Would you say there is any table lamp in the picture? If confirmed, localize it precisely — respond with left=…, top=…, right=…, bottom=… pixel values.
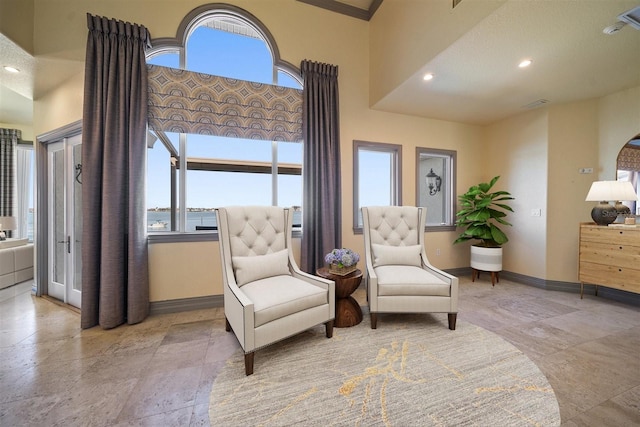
left=585, top=181, right=618, bottom=226
left=0, top=216, right=17, bottom=240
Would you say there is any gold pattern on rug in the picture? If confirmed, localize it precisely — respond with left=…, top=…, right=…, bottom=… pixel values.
left=209, top=317, right=561, bottom=426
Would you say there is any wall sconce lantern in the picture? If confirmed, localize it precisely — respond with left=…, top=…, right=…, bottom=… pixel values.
left=426, top=168, right=442, bottom=196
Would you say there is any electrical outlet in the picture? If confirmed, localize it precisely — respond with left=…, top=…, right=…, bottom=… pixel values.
left=436, top=248, right=441, bottom=256
left=531, top=209, right=542, bottom=217
left=579, top=167, right=593, bottom=174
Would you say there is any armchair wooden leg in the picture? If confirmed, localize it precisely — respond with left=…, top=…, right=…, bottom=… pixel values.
left=225, top=317, right=231, bottom=332
left=370, top=313, right=378, bottom=329
left=325, top=320, right=334, bottom=338
left=448, top=313, right=457, bottom=330
left=244, top=352, right=255, bottom=376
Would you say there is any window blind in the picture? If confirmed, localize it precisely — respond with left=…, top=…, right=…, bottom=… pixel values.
left=147, top=64, right=302, bottom=142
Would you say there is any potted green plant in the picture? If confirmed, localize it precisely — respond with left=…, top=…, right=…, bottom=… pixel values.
left=454, top=176, right=514, bottom=274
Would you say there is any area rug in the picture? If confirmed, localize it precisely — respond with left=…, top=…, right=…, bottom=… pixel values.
left=209, top=313, right=560, bottom=426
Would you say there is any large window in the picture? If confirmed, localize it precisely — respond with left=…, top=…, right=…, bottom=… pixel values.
left=353, top=140, right=402, bottom=232
left=146, top=7, right=302, bottom=235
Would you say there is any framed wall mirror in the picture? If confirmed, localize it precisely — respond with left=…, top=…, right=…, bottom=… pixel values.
left=416, top=148, right=456, bottom=231
left=616, top=133, right=640, bottom=216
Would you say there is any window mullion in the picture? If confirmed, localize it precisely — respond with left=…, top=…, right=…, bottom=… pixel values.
left=272, top=141, right=277, bottom=206
left=179, top=134, right=187, bottom=232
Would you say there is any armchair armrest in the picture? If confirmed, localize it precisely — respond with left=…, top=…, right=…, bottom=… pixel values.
left=363, top=257, right=379, bottom=312
left=222, top=268, right=256, bottom=351
left=290, top=266, right=335, bottom=319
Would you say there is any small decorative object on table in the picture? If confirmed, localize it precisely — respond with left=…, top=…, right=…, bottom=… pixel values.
left=325, top=248, right=360, bottom=276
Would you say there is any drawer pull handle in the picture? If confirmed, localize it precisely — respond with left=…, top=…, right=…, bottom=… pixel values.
left=619, top=269, right=623, bottom=272
left=619, top=246, right=623, bottom=250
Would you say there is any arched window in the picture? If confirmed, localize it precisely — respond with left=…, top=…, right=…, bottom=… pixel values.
left=146, top=5, right=302, bottom=235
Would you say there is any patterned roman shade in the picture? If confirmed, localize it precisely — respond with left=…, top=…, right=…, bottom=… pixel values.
left=147, top=64, right=302, bottom=142
left=617, top=145, right=640, bottom=171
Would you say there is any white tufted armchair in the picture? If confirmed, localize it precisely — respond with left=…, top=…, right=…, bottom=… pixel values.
left=216, top=206, right=335, bottom=375
left=361, top=206, right=458, bottom=330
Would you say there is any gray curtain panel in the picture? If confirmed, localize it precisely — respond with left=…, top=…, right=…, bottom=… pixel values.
left=0, top=129, right=19, bottom=228
left=81, top=14, right=150, bottom=329
left=300, top=60, right=341, bottom=273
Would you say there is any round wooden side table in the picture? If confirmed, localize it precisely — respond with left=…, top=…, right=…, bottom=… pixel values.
left=316, top=267, right=363, bottom=328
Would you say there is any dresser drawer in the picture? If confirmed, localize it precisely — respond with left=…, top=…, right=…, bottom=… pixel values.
left=578, top=223, right=640, bottom=298
left=580, top=225, right=640, bottom=246
left=579, top=262, right=640, bottom=293
left=579, top=241, right=640, bottom=270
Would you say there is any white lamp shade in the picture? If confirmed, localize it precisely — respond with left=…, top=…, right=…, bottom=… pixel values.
left=610, top=180, right=639, bottom=201
left=0, top=216, right=17, bottom=230
left=585, top=180, right=638, bottom=202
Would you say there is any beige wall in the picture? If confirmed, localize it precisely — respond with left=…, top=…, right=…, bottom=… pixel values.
left=483, top=88, right=640, bottom=284
left=33, top=72, right=84, bottom=136
left=0, top=122, right=34, bottom=141
left=28, top=0, right=640, bottom=303
left=149, top=241, right=222, bottom=300
left=597, top=85, right=640, bottom=180
left=546, top=101, right=599, bottom=282
left=0, top=0, right=34, bottom=53
left=485, top=109, right=549, bottom=278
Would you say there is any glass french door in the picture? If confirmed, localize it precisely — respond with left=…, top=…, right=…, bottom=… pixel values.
left=47, top=135, right=82, bottom=308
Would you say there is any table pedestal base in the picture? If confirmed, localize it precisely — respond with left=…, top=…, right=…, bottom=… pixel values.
left=316, top=267, right=363, bottom=328
left=336, top=296, right=363, bottom=327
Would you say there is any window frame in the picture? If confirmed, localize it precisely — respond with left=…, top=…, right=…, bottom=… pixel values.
left=145, top=4, right=303, bottom=243
left=352, top=140, right=403, bottom=234
left=415, top=147, right=457, bottom=232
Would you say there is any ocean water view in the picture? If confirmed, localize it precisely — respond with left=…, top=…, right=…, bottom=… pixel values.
left=22, top=210, right=301, bottom=238
left=147, top=209, right=302, bottom=232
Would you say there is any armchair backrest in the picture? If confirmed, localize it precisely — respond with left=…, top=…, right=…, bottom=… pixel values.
left=362, top=206, right=428, bottom=271
left=362, top=206, right=425, bottom=248
left=217, top=206, right=297, bottom=288
left=218, top=206, right=289, bottom=258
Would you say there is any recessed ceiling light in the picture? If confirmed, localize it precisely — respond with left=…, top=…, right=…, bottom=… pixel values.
left=423, top=73, right=434, bottom=81
left=518, top=59, right=532, bottom=68
left=3, top=66, right=20, bottom=73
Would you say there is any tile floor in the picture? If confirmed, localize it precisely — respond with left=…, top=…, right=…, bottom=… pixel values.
left=1, top=277, right=639, bottom=426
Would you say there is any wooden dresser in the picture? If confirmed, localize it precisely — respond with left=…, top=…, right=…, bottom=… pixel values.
left=578, top=222, right=640, bottom=298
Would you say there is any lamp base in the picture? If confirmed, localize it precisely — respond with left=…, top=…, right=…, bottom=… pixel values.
left=614, top=201, right=631, bottom=214
left=591, top=202, right=617, bottom=226
left=613, top=201, right=631, bottom=223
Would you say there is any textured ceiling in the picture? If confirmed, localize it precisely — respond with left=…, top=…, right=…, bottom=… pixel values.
left=1, top=0, right=640, bottom=127
left=0, top=33, right=35, bottom=124
left=0, top=33, right=81, bottom=125
left=373, top=0, right=640, bottom=125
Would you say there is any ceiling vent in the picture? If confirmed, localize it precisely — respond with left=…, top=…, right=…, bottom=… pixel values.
left=618, top=6, right=640, bottom=30
left=522, top=99, right=550, bottom=109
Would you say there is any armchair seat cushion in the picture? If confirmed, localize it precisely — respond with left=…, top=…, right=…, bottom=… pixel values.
left=375, top=265, right=451, bottom=297
left=242, top=275, right=329, bottom=327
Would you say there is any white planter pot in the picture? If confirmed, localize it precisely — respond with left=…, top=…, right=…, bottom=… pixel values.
left=470, top=245, right=502, bottom=272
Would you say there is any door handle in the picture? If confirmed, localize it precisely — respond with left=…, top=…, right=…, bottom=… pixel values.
left=56, top=236, right=71, bottom=253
